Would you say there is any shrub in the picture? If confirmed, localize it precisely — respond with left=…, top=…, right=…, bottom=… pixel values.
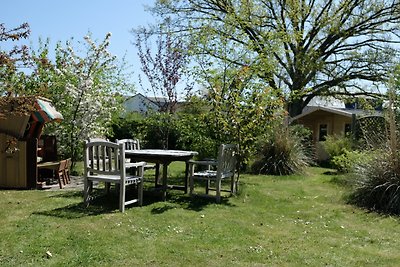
left=174, top=113, right=218, bottom=159
left=109, top=113, right=146, bottom=142
left=322, top=134, right=353, bottom=159
left=348, top=150, right=400, bottom=214
left=250, top=126, right=311, bottom=175
left=331, top=149, right=370, bottom=173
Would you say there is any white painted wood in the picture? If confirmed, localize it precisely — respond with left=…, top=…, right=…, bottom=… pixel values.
left=189, top=144, right=238, bottom=203
left=84, top=140, right=145, bottom=212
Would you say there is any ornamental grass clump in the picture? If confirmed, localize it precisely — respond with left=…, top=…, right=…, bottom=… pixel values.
left=251, top=126, right=311, bottom=175
left=349, top=81, right=400, bottom=214
left=348, top=150, right=400, bottom=214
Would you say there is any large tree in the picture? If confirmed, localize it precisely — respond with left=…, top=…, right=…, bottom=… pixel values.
left=152, top=0, right=400, bottom=116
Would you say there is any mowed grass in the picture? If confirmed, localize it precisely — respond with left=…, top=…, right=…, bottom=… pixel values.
left=1, top=165, right=400, bottom=266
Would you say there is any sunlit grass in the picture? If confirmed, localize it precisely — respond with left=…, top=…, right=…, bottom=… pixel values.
left=1, top=166, right=400, bottom=266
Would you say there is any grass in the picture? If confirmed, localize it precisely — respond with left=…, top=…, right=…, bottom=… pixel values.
left=1, top=165, right=400, bottom=266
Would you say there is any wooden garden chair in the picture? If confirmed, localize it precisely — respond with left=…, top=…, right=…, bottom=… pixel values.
left=116, top=139, right=147, bottom=175
left=63, top=158, right=72, bottom=184
left=56, top=159, right=68, bottom=189
left=116, top=138, right=156, bottom=171
left=189, top=144, right=238, bottom=203
left=83, top=140, right=145, bottom=212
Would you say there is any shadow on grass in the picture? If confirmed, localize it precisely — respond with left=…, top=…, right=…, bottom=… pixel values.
left=33, top=186, right=239, bottom=219
left=170, top=191, right=237, bottom=211
left=148, top=195, right=236, bottom=214
left=33, top=189, right=131, bottom=218
left=47, top=190, right=83, bottom=199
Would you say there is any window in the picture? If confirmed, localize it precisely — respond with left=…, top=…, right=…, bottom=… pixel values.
left=319, top=124, right=328, bottom=141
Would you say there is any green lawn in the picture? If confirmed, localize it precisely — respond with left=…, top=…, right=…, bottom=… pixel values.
left=1, top=166, right=400, bottom=266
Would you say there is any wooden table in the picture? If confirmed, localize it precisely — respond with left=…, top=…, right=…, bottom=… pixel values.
left=125, top=149, right=198, bottom=200
left=37, top=161, right=60, bottom=170
left=37, top=161, right=60, bottom=187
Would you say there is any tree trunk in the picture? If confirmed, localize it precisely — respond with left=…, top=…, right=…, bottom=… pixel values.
left=288, top=98, right=304, bottom=118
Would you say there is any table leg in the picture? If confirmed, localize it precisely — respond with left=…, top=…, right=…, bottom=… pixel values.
left=184, top=161, right=189, bottom=194
left=162, top=163, right=168, bottom=201
left=155, top=163, right=160, bottom=187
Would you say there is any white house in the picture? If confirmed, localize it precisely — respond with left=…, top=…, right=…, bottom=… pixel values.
left=123, top=93, right=168, bottom=114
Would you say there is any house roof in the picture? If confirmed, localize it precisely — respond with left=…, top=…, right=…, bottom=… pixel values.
left=125, top=93, right=168, bottom=106
left=290, top=106, right=383, bottom=123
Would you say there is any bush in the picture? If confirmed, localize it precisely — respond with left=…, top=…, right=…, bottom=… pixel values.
left=250, top=126, right=311, bottom=175
left=331, top=149, right=370, bottom=173
left=109, top=112, right=179, bottom=149
left=109, top=113, right=146, bottom=142
left=322, top=134, right=353, bottom=158
left=174, top=113, right=218, bottom=159
left=348, top=150, right=400, bottom=214
left=108, top=111, right=218, bottom=157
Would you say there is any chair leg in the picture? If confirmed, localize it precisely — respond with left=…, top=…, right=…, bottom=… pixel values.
left=119, top=182, right=125, bottom=212
left=84, top=179, right=93, bottom=207
left=105, top=182, right=111, bottom=194
left=189, top=177, right=194, bottom=196
left=216, top=179, right=221, bottom=204
left=205, top=180, right=210, bottom=194
left=56, top=173, right=63, bottom=189
left=230, top=175, right=235, bottom=195
left=64, top=170, right=71, bottom=184
left=62, top=172, right=68, bottom=186
left=138, top=181, right=143, bottom=206
left=189, top=164, right=194, bottom=196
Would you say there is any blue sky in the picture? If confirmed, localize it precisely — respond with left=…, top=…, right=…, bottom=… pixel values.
left=2, top=0, right=157, bottom=94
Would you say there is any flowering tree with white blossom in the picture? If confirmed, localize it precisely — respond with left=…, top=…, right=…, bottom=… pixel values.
left=44, top=33, right=132, bottom=162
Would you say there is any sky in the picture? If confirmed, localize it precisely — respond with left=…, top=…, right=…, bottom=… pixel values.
left=2, top=0, right=157, bottom=95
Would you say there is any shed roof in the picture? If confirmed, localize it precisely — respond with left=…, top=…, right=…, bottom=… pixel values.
left=290, top=106, right=383, bottom=123
left=0, top=97, right=63, bottom=138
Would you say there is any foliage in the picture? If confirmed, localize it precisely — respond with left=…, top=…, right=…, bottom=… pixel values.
left=290, top=123, right=314, bottom=159
left=109, top=112, right=146, bottom=143
left=348, top=65, right=400, bottom=213
left=0, top=23, right=30, bottom=95
left=152, top=0, right=400, bottom=116
left=110, top=112, right=180, bottom=150
left=109, top=110, right=218, bottom=158
left=348, top=150, right=400, bottom=214
left=322, top=134, right=353, bottom=159
left=331, top=149, right=370, bottom=173
left=251, top=125, right=311, bottom=175
left=0, top=24, right=132, bottom=163
left=174, top=112, right=218, bottom=159
left=0, top=23, right=38, bottom=121
left=196, top=59, right=284, bottom=167
left=141, top=111, right=179, bottom=149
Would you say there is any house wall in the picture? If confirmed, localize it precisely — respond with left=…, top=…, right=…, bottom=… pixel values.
left=296, top=110, right=352, bottom=161
left=0, top=133, right=27, bottom=188
left=124, top=94, right=159, bottom=114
